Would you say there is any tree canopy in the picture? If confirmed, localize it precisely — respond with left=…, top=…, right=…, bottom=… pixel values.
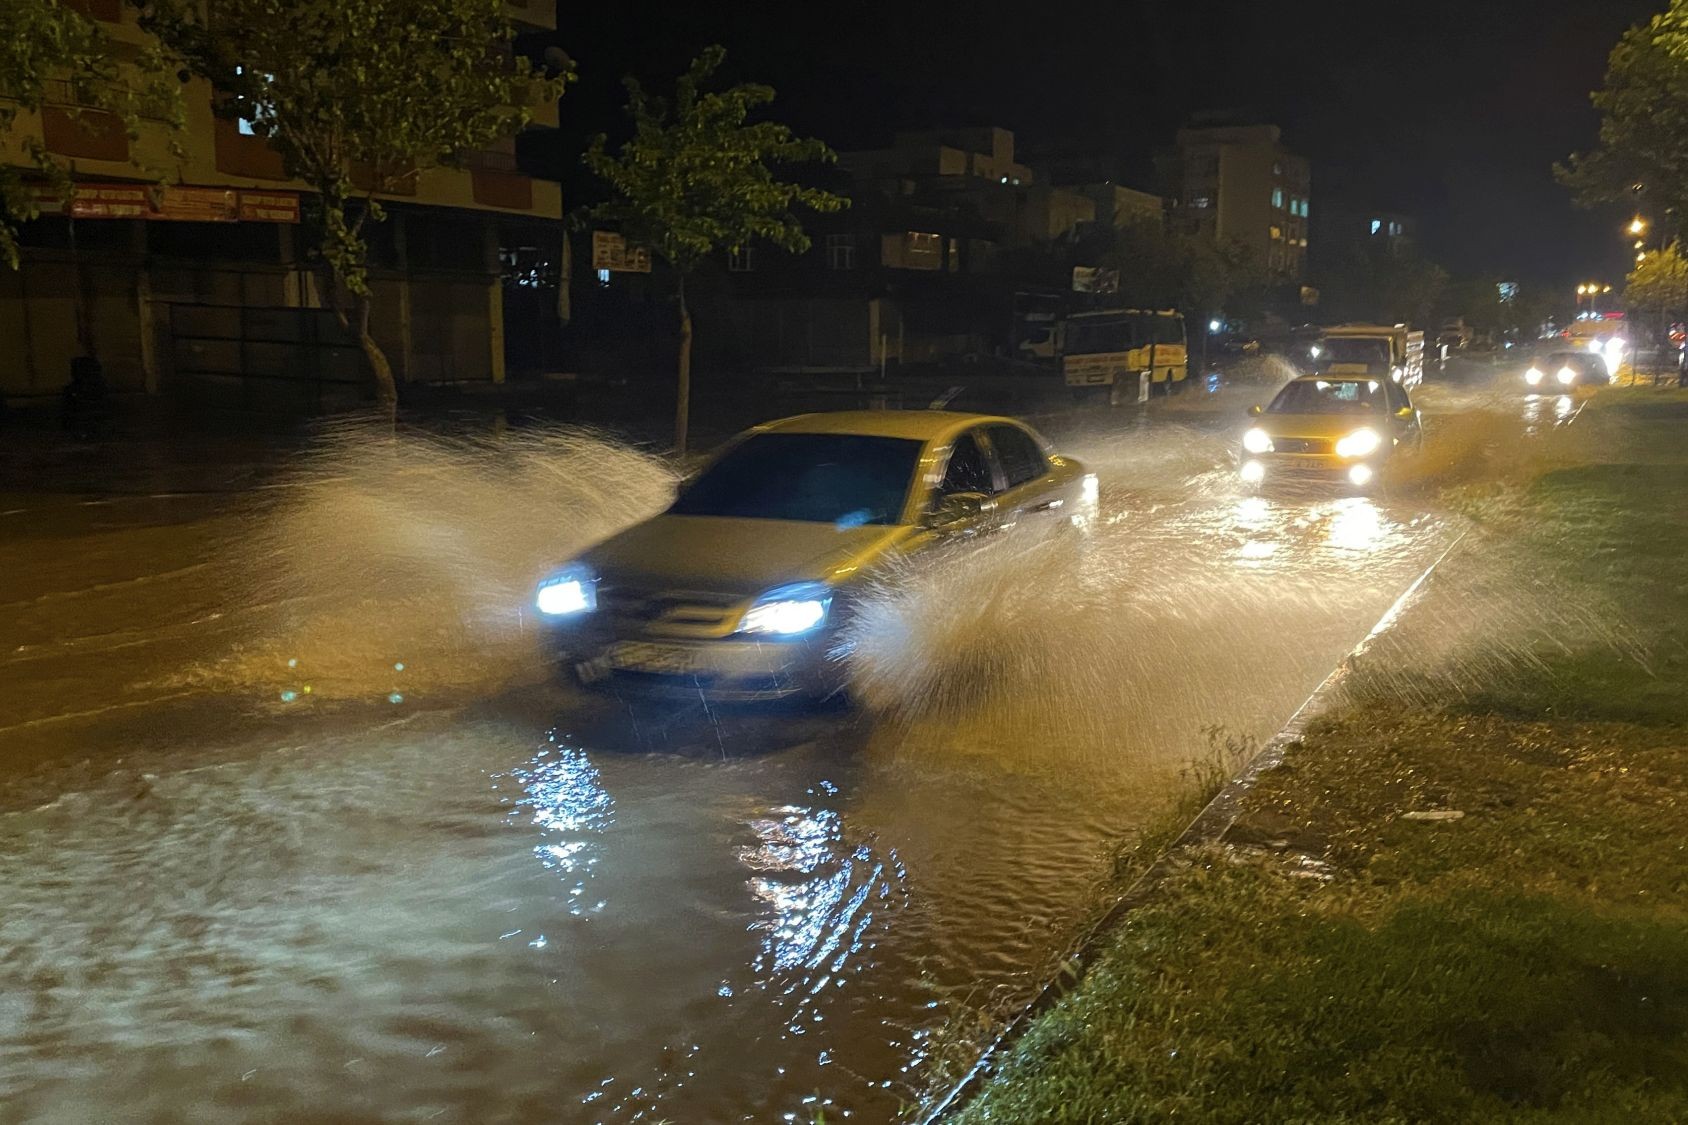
left=584, top=46, right=847, bottom=273
left=1626, top=241, right=1688, bottom=318
left=584, top=46, right=846, bottom=451
left=146, top=0, right=569, bottom=409
left=1558, top=1, right=1688, bottom=222
left=0, top=0, right=180, bottom=267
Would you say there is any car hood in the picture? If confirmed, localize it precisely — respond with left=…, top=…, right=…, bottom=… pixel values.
left=580, top=514, right=911, bottom=596
left=1257, top=413, right=1387, bottom=440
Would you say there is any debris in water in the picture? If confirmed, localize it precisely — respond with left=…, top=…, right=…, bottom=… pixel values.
left=1401, top=809, right=1465, bottom=822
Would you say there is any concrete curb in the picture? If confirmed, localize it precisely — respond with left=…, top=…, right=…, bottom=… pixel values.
left=918, top=526, right=1471, bottom=1123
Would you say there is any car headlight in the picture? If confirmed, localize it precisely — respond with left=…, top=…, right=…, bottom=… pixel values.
left=1525, top=367, right=1544, bottom=385
left=1556, top=366, right=1577, bottom=385
left=536, top=565, right=597, bottom=617
left=1334, top=428, right=1382, bottom=458
left=738, top=582, right=832, bottom=637
left=1242, top=427, right=1273, bottom=454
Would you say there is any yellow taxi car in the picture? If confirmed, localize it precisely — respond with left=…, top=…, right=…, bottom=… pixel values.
left=1239, top=374, right=1422, bottom=491
left=534, top=411, right=1095, bottom=701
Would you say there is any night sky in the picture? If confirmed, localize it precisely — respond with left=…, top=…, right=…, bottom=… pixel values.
left=543, top=0, right=1663, bottom=288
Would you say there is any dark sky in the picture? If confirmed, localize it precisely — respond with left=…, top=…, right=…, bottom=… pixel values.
left=544, top=0, right=1663, bottom=288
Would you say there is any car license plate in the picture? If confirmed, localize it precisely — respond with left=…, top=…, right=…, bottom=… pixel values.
left=607, top=641, right=705, bottom=675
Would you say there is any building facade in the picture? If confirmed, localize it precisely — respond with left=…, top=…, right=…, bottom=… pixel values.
left=0, top=0, right=561, bottom=409
left=1163, top=123, right=1310, bottom=282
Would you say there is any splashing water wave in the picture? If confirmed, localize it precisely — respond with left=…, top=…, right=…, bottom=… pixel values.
left=168, top=422, right=676, bottom=705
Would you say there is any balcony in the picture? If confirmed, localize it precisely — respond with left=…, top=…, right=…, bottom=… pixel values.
left=503, top=0, right=556, bottom=31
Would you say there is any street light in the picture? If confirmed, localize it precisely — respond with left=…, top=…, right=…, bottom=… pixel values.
left=1629, top=216, right=1648, bottom=236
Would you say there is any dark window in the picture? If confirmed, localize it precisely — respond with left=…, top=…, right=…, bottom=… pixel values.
left=1066, top=317, right=1137, bottom=355
left=825, top=233, right=855, bottom=270
left=939, top=432, right=995, bottom=495
left=1148, top=314, right=1185, bottom=346
left=1268, top=379, right=1386, bottom=415
left=988, top=425, right=1048, bottom=488
left=1319, top=337, right=1392, bottom=371
left=670, top=433, right=921, bottom=525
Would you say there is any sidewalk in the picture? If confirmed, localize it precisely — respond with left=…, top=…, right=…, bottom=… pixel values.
left=944, top=386, right=1688, bottom=1121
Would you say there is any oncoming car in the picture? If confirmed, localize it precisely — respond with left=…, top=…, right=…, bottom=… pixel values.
left=1239, top=374, right=1422, bottom=491
left=1523, top=351, right=1611, bottom=392
left=534, top=412, right=1095, bottom=702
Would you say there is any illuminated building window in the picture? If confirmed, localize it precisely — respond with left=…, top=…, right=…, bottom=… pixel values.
left=1272, top=188, right=1285, bottom=209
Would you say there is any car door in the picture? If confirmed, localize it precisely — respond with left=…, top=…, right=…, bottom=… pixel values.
left=925, top=428, right=1003, bottom=536
left=982, top=423, right=1065, bottom=532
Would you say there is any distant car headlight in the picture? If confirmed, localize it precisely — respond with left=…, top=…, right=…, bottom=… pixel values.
left=1556, top=366, right=1577, bottom=385
left=1525, top=367, right=1544, bottom=385
left=536, top=565, right=596, bottom=617
left=738, top=582, right=832, bottom=637
left=1334, top=428, right=1382, bottom=458
left=1242, top=427, right=1273, bottom=454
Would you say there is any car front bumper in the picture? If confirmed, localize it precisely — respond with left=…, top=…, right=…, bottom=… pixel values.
left=1240, top=452, right=1386, bottom=488
left=540, top=622, right=842, bottom=702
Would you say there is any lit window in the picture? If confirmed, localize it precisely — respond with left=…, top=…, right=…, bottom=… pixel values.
left=825, top=233, right=856, bottom=270
left=1389, top=221, right=1402, bottom=236
left=1370, top=219, right=1382, bottom=235
left=1191, top=196, right=1212, bottom=209
left=1270, top=225, right=1282, bottom=240
left=595, top=268, right=611, bottom=286
left=1272, top=188, right=1285, bottom=209
left=905, top=231, right=942, bottom=269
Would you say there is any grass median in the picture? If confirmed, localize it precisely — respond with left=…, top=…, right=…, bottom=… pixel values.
left=948, top=390, right=1688, bottom=1122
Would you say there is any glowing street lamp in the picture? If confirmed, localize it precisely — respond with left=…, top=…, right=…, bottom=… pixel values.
left=1629, top=216, right=1648, bottom=236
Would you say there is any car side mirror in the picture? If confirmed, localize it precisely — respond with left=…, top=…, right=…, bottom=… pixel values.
left=1247, top=404, right=1264, bottom=417
left=923, top=491, right=992, bottom=534
left=1396, top=406, right=1414, bottom=418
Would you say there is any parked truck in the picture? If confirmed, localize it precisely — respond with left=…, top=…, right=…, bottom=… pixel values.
left=1317, top=323, right=1425, bottom=388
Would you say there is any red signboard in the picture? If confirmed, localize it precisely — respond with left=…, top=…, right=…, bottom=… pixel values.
left=156, top=186, right=238, bottom=222
left=68, top=185, right=151, bottom=219
left=27, top=183, right=301, bottom=224
left=237, top=191, right=301, bottom=224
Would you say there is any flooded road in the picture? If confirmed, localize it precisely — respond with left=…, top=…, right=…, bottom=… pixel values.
left=0, top=390, right=1483, bottom=1122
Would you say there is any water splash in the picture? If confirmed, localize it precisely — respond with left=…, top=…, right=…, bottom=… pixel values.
left=169, top=421, right=675, bottom=704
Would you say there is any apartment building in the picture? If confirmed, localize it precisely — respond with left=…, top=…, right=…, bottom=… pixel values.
left=1162, top=122, right=1310, bottom=282
left=0, top=0, right=561, bottom=409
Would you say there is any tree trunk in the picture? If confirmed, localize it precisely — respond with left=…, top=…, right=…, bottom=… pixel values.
left=355, top=293, right=399, bottom=419
left=675, top=273, right=693, bottom=456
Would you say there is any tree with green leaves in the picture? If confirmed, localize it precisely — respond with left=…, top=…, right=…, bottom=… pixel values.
left=1558, top=2, right=1688, bottom=227
left=1626, top=241, right=1688, bottom=379
left=584, top=46, right=847, bottom=453
left=145, top=0, right=570, bottom=414
left=0, top=0, right=180, bottom=270
left=1627, top=241, right=1688, bottom=315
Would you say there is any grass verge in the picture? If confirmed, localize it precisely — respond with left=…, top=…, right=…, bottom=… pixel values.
left=947, top=389, right=1688, bottom=1122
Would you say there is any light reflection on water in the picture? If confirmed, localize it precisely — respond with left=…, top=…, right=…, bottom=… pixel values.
left=508, top=734, right=614, bottom=917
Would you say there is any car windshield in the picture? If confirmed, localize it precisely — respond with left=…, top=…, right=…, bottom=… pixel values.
left=670, top=432, right=923, bottom=525
left=1319, top=337, right=1392, bottom=368
left=1268, top=379, right=1385, bottom=415
left=1544, top=353, right=1587, bottom=368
